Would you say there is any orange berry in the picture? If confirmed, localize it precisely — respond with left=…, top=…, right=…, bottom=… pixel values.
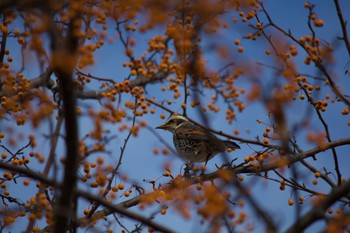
left=17, top=37, right=25, bottom=44
left=97, top=157, right=104, bottom=165
left=23, top=179, right=30, bottom=186
left=314, top=19, right=324, bottom=27
left=90, top=182, right=98, bottom=188
left=314, top=172, right=321, bottom=178
left=83, top=209, right=90, bottom=216
left=238, top=200, right=244, bottom=207
left=164, top=170, right=171, bottom=177
left=28, top=213, right=36, bottom=221
left=249, top=161, right=255, bottom=167
left=160, top=208, right=167, bottom=215
left=153, top=148, right=159, bottom=155
left=290, top=49, right=298, bottom=56
left=228, top=209, right=235, bottom=218
left=162, top=148, right=169, bottom=155
left=3, top=215, right=16, bottom=226
left=341, top=108, right=349, bottom=115
left=125, top=48, right=133, bottom=56
left=288, top=199, right=294, bottom=206
left=112, top=186, right=118, bottom=192
left=118, top=183, right=125, bottom=190
left=38, top=156, right=45, bottom=163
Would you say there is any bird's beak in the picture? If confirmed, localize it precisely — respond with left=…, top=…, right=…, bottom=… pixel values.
left=155, top=124, right=168, bottom=130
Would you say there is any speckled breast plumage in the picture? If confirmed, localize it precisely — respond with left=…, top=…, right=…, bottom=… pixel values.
left=173, top=134, right=210, bottom=162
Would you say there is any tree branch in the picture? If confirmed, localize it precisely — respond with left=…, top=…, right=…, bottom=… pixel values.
left=48, top=8, right=80, bottom=232
left=333, top=0, right=350, bottom=56
left=285, top=179, right=350, bottom=233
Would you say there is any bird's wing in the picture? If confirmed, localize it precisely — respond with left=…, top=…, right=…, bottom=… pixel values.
left=175, top=124, right=217, bottom=141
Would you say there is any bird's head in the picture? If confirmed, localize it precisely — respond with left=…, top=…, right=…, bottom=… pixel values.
left=155, top=114, right=189, bottom=133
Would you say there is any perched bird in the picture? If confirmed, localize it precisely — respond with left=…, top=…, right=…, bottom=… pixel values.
left=156, top=115, right=240, bottom=163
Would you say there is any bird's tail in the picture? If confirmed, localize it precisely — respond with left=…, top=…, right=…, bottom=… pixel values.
left=224, top=140, right=241, bottom=149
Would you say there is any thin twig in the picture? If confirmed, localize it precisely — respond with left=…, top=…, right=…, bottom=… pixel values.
left=333, top=0, right=350, bottom=56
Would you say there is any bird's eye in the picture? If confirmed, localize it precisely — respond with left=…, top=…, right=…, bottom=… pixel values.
left=168, top=119, right=174, bottom=124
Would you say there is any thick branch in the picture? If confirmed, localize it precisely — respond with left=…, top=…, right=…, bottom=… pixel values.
left=48, top=10, right=80, bottom=233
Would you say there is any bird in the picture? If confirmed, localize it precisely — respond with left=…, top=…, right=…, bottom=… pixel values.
left=156, top=114, right=240, bottom=163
